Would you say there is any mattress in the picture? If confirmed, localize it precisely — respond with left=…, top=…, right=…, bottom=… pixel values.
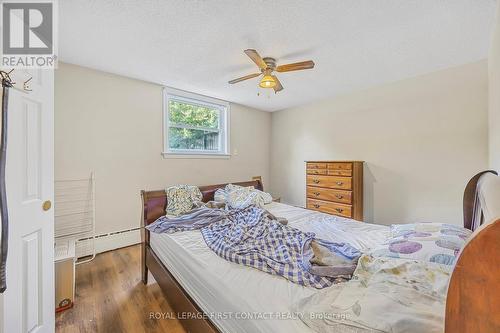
left=150, top=202, right=389, bottom=333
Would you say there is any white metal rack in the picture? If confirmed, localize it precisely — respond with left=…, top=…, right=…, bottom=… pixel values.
left=54, top=172, right=96, bottom=265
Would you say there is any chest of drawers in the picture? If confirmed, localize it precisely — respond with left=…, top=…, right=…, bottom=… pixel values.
left=306, top=161, right=363, bottom=221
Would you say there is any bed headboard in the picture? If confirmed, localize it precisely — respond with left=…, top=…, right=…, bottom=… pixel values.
left=141, top=179, right=263, bottom=226
left=446, top=170, right=500, bottom=332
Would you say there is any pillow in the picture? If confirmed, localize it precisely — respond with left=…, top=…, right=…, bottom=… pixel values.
left=214, top=188, right=226, bottom=203
left=369, top=223, right=472, bottom=265
left=390, top=223, right=471, bottom=240
left=214, top=184, right=272, bottom=209
left=165, top=185, right=202, bottom=216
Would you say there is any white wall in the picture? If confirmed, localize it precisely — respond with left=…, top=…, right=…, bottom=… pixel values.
left=489, top=2, right=500, bottom=171
left=55, top=63, right=271, bottom=238
left=270, top=61, right=489, bottom=225
left=0, top=294, right=2, bottom=333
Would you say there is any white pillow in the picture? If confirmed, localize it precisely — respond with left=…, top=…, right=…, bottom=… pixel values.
left=214, top=184, right=272, bottom=209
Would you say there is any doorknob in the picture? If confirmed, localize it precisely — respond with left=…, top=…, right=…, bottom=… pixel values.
left=42, top=200, right=52, bottom=211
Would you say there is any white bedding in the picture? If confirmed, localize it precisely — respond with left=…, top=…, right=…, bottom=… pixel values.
left=296, top=255, right=451, bottom=333
left=150, top=202, right=389, bottom=333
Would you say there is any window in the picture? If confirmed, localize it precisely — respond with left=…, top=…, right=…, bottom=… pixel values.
left=163, top=88, right=230, bottom=157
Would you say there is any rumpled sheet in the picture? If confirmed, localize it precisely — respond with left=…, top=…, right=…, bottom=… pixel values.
left=295, top=254, right=451, bottom=333
left=147, top=205, right=361, bottom=288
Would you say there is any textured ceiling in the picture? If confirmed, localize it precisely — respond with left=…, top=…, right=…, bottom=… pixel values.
left=59, top=0, right=497, bottom=111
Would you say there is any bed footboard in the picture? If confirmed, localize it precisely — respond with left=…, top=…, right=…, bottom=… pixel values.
left=445, top=219, right=500, bottom=332
left=446, top=170, right=500, bottom=332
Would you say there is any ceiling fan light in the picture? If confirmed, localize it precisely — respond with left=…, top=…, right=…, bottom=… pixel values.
left=259, top=74, right=276, bottom=88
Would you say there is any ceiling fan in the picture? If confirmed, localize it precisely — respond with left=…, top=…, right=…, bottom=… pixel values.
left=228, top=49, right=315, bottom=93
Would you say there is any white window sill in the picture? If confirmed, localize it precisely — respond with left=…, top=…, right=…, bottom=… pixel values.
left=162, top=152, right=231, bottom=159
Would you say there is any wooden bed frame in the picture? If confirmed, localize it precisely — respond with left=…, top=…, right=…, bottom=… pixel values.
left=141, top=172, right=499, bottom=333
left=141, top=179, right=263, bottom=333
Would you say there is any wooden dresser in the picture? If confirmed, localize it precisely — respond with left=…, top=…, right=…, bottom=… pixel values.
left=306, top=161, right=364, bottom=221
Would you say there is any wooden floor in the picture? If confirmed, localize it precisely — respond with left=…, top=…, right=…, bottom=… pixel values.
left=56, top=245, right=187, bottom=333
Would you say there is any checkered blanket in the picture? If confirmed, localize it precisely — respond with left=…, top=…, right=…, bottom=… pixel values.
left=147, top=206, right=360, bottom=288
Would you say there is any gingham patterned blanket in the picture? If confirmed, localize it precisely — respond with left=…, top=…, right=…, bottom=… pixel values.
left=147, top=206, right=361, bottom=288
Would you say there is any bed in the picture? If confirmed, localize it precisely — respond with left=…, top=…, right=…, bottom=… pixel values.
left=141, top=172, right=500, bottom=333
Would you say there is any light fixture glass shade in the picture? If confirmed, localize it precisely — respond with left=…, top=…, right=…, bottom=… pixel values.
left=259, top=74, right=276, bottom=88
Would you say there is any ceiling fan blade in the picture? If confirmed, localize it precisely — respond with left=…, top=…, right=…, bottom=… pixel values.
left=272, top=75, right=283, bottom=93
left=244, top=49, right=267, bottom=70
left=228, top=73, right=261, bottom=84
left=276, top=60, right=315, bottom=72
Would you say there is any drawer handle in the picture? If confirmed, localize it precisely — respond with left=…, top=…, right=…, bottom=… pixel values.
left=313, top=179, right=320, bottom=184
left=335, top=208, right=343, bottom=213
left=335, top=194, right=343, bottom=199
left=314, top=192, right=320, bottom=196
left=313, top=204, right=320, bottom=208
left=336, top=182, right=343, bottom=186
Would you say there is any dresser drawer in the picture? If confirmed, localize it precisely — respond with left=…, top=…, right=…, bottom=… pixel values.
left=327, top=162, right=352, bottom=170
left=307, top=168, right=327, bottom=175
left=306, top=175, right=352, bottom=190
left=306, top=187, right=352, bottom=204
left=327, top=169, right=352, bottom=177
left=306, top=162, right=327, bottom=169
left=307, top=199, right=352, bottom=218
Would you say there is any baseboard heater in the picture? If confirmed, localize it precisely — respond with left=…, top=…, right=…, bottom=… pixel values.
left=76, top=227, right=142, bottom=259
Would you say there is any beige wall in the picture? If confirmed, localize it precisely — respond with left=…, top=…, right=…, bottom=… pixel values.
left=56, top=59, right=490, bottom=232
left=270, top=61, right=489, bottom=225
left=55, top=63, right=271, bottom=235
left=489, top=2, right=500, bottom=171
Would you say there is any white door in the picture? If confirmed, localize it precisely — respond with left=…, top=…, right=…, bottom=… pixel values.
left=1, top=68, right=54, bottom=333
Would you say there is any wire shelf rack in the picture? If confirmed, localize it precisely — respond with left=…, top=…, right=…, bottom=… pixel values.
left=54, top=172, right=96, bottom=265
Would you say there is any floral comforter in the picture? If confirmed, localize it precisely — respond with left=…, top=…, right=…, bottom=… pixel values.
left=295, top=254, right=451, bottom=333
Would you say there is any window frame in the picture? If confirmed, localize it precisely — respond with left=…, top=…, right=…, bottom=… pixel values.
left=162, top=87, right=230, bottom=158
